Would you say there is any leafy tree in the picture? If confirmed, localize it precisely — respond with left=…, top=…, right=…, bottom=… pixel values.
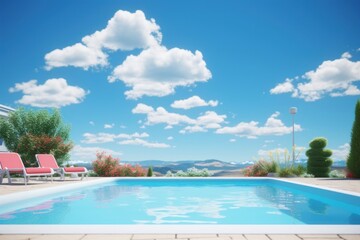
left=347, top=100, right=360, bottom=178
left=0, top=108, right=73, bottom=167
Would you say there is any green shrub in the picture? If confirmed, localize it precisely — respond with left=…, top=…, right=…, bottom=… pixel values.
left=0, top=108, right=72, bottom=167
left=347, top=100, right=360, bottom=178
left=278, top=167, right=295, bottom=177
left=166, top=167, right=213, bottom=177
left=329, top=170, right=345, bottom=178
left=243, top=160, right=269, bottom=176
left=306, top=137, right=333, bottom=177
left=277, top=165, right=306, bottom=177
left=147, top=166, right=153, bottom=177
left=92, top=152, right=146, bottom=177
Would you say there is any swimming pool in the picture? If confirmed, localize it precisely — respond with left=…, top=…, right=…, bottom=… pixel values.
left=0, top=178, right=359, bottom=234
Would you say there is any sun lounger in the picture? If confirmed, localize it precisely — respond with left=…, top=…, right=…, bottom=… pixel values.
left=36, top=154, right=88, bottom=180
left=0, top=152, right=54, bottom=185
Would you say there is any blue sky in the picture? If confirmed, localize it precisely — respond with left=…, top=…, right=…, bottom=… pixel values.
left=1, top=0, right=359, bottom=163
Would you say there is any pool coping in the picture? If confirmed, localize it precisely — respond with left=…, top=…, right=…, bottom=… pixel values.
left=0, top=177, right=359, bottom=234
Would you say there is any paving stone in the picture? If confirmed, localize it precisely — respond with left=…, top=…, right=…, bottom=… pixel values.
left=298, top=235, right=341, bottom=239
left=177, top=235, right=218, bottom=239
left=219, top=235, right=243, bottom=240
left=188, top=238, right=230, bottom=240
left=268, top=235, right=301, bottom=240
left=132, top=234, right=176, bottom=240
left=0, top=235, right=42, bottom=240
left=82, top=234, right=132, bottom=240
left=243, top=235, right=270, bottom=240
left=31, top=235, right=85, bottom=240
left=339, top=235, right=360, bottom=240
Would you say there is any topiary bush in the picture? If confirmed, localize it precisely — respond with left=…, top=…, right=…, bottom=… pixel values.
left=147, top=166, right=153, bottom=177
left=306, top=137, right=333, bottom=177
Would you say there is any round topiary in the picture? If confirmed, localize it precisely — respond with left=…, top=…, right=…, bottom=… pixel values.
left=309, top=137, right=327, bottom=149
left=306, top=137, right=333, bottom=177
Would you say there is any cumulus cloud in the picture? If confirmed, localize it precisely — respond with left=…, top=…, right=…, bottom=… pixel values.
left=45, top=10, right=161, bottom=70
left=229, top=139, right=236, bottom=142
left=109, top=46, right=212, bottom=99
left=45, top=43, right=108, bottom=70
left=133, top=104, right=226, bottom=134
left=132, top=103, right=196, bottom=126
left=341, top=52, right=352, bottom=59
left=104, top=123, right=115, bottom=129
left=179, top=125, right=207, bottom=134
left=332, top=143, right=350, bottom=160
left=81, top=132, right=149, bottom=144
left=70, top=145, right=122, bottom=163
left=270, top=78, right=294, bottom=94
left=119, top=138, right=170, bottom=148
left=216, top=112, right=302, bottom=139
left=171, top=96, right=218, bottom=109
left=9, top=78, right=88, bottom=108
left=270, top=53, right=360, bottom=101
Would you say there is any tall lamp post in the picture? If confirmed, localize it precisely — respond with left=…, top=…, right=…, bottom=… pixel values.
left=290, top=107, right=297, bottom=165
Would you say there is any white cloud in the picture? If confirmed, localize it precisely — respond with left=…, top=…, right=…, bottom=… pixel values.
left=195, top=111, right=226, bottom=129
left=45, top=10, right=161, bottom=70
left=104, top=123, right=115, bottom=129
left=341, top=52, right=352, bottom=59
left=332, top=143, right=350, bottom=160
left=44, top=43, right=108, bottom=70
left=132, top=103, right=196, bottom=126
left=171, top=96, right=218, bottom=109
left=270, top=54, right=360, bottom=101
left=82, top=10, right=161, bottom=51
left=70, top=145, right=122, bottom=163
left=270, top=78, right=294, bottom=94
left=216, top=112, right=302, bottom=139
left=133, top=104, right=227, bottom=134
left=81, top=132, right=149, bottom=144
left=179, top=125, right=207, bottom=134
left=109, top=46, right=212, bottom=99
left=167, top=136, right=174, bottom=140
left=119, top=138, right=170, bottom=148
left=229, top=139, right=236, bottom=142
left=9, top=78, right=88, bottom=108
left=89, top=121, right=95, bottom=126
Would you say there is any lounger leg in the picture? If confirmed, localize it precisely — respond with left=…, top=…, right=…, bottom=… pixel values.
left=81, top=173, right=84, bottom=180
left=0, top=171, right=3, bottom=184
left=7, top=171, right=11, bottom=184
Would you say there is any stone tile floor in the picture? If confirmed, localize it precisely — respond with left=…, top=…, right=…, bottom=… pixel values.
left=0, top=234, right=359, bottom=240
left=0, top=177, right=359, bottom=240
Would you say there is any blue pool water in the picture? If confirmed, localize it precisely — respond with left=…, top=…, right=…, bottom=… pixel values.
left=0, top=178, right=359, bottom=225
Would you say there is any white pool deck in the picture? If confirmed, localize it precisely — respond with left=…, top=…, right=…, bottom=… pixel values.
left=0, top=177, right=359, bottom=240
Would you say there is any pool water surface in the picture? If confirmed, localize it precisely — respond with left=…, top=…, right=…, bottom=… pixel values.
left=0, top=178, right=359, bottom=225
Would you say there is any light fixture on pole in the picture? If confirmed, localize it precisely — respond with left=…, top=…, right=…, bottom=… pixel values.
left=290, top=107, right=297, bottom=165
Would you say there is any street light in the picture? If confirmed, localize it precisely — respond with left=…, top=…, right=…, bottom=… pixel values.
left=289, top=107, right=297, bottom=165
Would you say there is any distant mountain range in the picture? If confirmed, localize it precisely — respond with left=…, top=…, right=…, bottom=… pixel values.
left=72, top=158, right=346, bottom=174
left=126, top=159, right=250, bottom=174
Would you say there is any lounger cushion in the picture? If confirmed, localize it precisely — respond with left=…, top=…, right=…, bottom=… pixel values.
left=25, top=168, right=52, bottom=174
left=64, top=167, right=86, bottom=173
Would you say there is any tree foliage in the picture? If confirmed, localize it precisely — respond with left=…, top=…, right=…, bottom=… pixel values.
left=0, top=108, right=73, bottom=167
left=347, top=100, right=360, bottom=178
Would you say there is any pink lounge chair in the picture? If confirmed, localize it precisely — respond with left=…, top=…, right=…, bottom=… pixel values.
left=36, top=154, right=88, bottom=180
left=0, top=152, right=54, bottom=185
